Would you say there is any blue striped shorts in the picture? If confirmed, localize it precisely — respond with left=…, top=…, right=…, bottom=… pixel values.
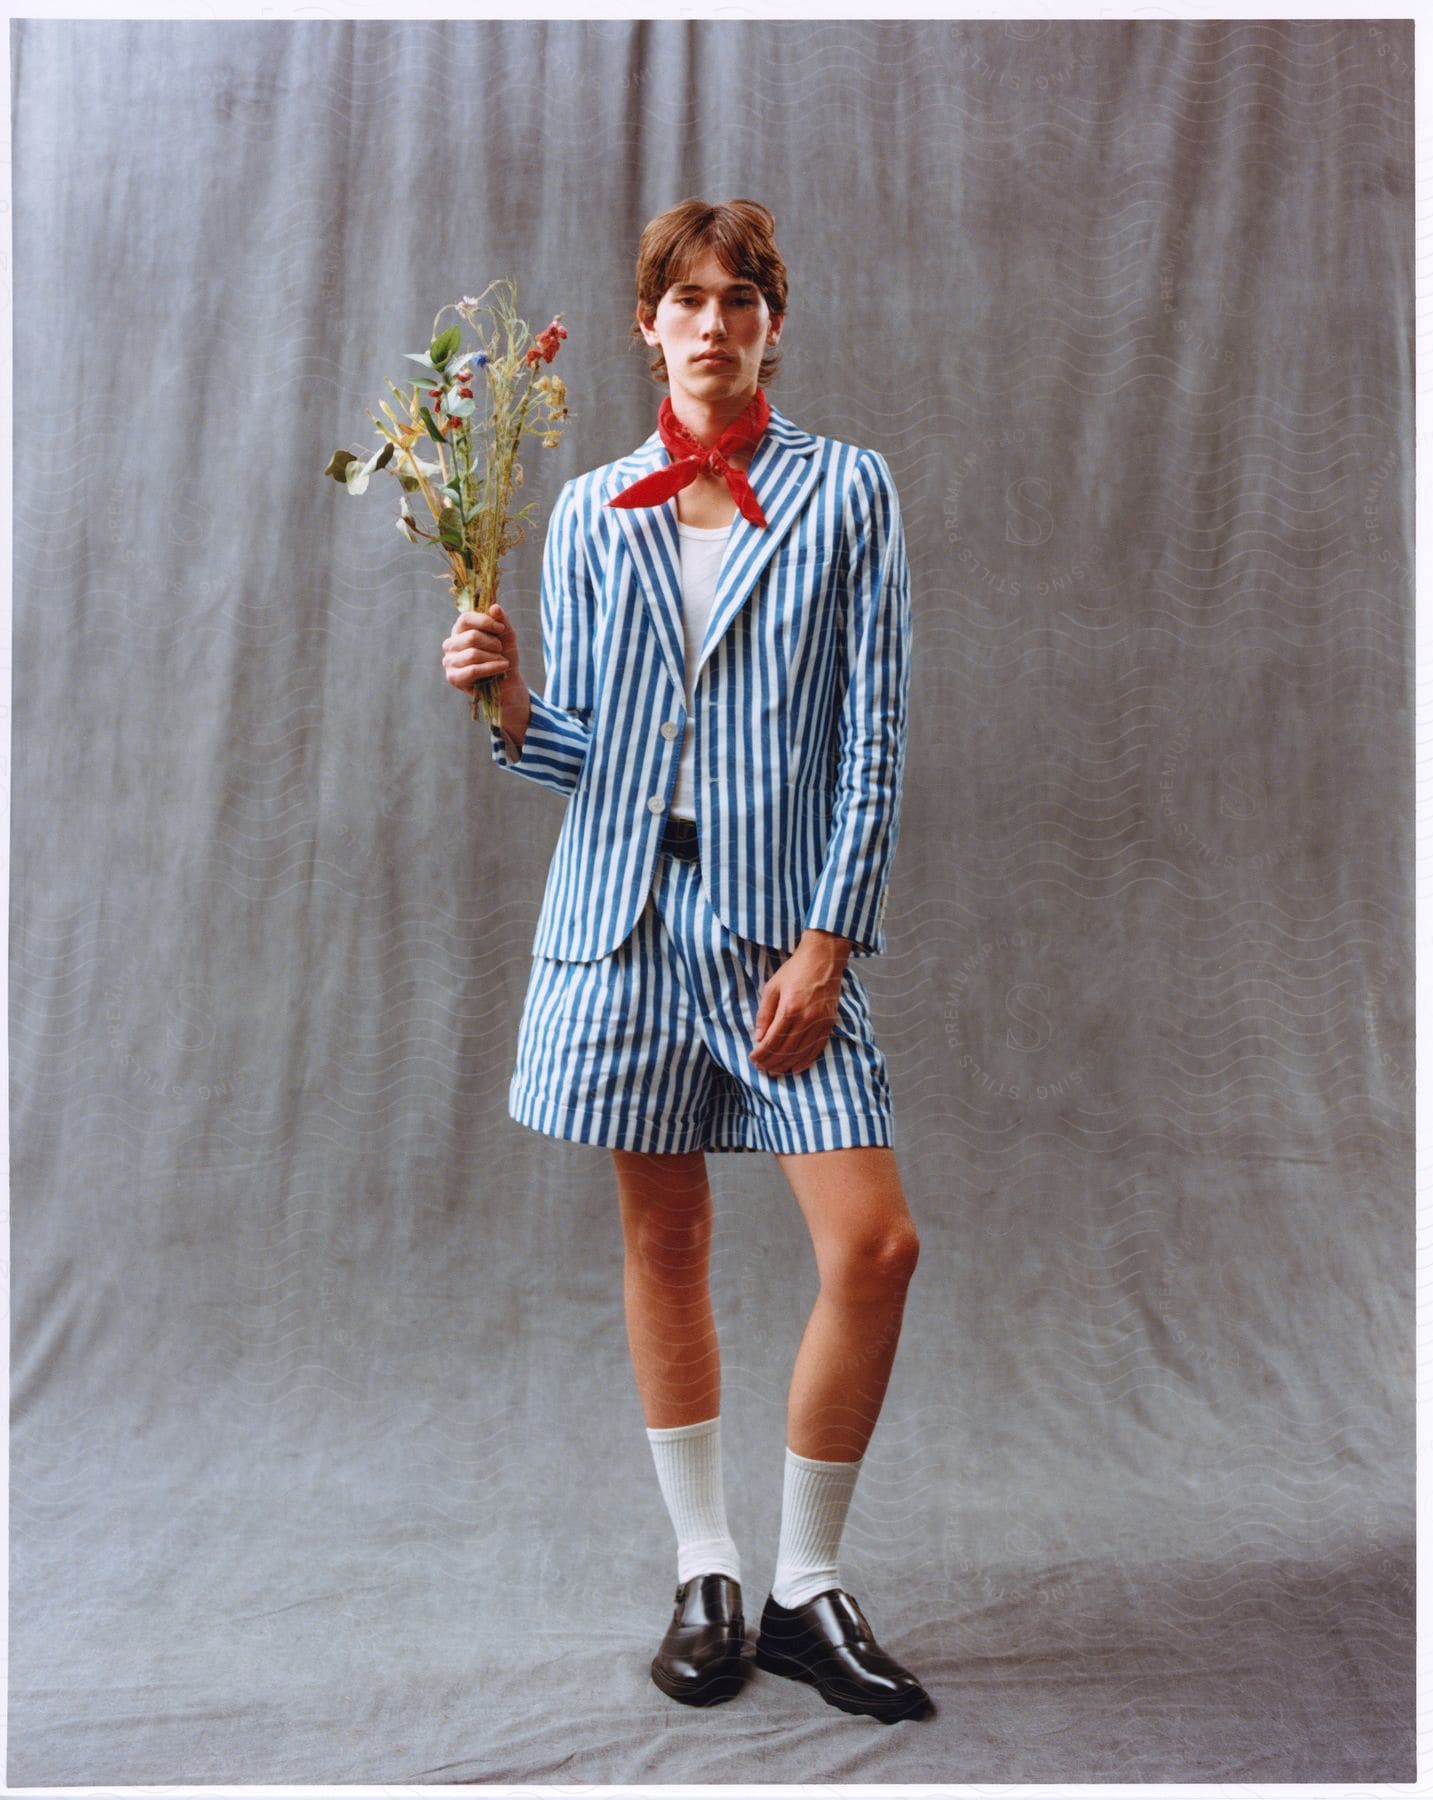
left=507, top=820, right=895, bottom=1155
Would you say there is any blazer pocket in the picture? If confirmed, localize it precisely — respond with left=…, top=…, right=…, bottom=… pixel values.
left=768, top=546, right=816, bottom=582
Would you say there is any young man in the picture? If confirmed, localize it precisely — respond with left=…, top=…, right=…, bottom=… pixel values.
left=441, top=199, right=930, bottom=1725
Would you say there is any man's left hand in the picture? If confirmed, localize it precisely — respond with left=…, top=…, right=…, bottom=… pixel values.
left=748, top=932, right=851, bottom=1077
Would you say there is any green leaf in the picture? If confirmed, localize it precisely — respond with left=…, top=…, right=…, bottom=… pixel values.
left=430, top=325, right=462, bottom=366
left=444, top=396, right=476, bottom=419
left=403, top=351, right=437, bottom=369
left=437, top=505, right=466, bottom=551
left=418, top=404, right=446, bottom=445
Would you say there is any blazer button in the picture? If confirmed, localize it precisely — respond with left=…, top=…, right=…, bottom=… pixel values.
left=660, top=721, right=678, bottom=739
left=647, top=795, right=664, bottom=813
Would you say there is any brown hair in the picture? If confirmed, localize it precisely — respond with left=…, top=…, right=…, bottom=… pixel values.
left=630, top=197, right=788, bottom=387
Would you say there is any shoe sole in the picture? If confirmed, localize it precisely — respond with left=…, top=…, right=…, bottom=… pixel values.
left=649, top=1649, right=747, bottom=1707
left=754, top=1641, right=934, bottom=1723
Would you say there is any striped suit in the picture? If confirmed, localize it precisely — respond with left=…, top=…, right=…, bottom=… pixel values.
left=488, top=402, right=911, bottom=964
left=488, top=402, right=910, bottom=1153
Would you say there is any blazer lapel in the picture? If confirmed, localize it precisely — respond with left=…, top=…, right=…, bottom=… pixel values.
left=694, top=411, right=820, bottom=689
left=606, top=403, right=821, bottom=697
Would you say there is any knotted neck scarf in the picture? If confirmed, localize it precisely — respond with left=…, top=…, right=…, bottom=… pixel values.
left=605, top=386, right=771, bottom=528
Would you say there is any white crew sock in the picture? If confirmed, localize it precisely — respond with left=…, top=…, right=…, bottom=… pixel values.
left=769, top=1445, right=864, bottom=1609
left=645, top=1414, right=742, bottom=1586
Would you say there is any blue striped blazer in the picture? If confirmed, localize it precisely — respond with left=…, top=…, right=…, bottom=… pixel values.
left=488, top=401, right=911, bottom=964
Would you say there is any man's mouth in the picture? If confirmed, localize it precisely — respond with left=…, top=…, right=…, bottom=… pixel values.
left=695, top=353, right=733, bottom=365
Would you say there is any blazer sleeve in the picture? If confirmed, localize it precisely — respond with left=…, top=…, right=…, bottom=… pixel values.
left=487, top=475, right=597, bottom=797
left=800, top=449, right=911, bottom=955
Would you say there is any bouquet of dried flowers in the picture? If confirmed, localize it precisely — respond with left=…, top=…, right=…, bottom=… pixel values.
left=323, top=278, right=571, bottom=724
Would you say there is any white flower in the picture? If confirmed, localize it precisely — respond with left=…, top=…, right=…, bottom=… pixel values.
left=345, top=444, right=388, bottom=496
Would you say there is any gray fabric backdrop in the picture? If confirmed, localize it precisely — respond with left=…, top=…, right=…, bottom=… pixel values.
left=9, top=16, right=1413, bottom=1785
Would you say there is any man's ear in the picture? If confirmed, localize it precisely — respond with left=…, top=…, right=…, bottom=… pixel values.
left=767, top=312, right=784, bottom=346
left=636, top=307, right=660, bottom=348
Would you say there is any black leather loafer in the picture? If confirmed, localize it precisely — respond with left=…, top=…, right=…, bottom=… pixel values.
left=755, top=1587, right=934, bottom=1722
left=650, top=1572, right=749, bottom=1706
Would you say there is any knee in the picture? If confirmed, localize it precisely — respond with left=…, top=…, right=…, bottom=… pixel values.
left=823, top=1224, right=920, bottom=1303
left=614, top=1151, right=712, bottom=1265
left=623, top=1200, right=711, bottom=1269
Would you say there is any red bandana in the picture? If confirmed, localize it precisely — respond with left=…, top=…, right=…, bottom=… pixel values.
left=605, top=388, right=771, bottom=528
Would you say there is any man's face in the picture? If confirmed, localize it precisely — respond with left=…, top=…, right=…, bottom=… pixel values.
left=638, top=245, right=783, bottom=408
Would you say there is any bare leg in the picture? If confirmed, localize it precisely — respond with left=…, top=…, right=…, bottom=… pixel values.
left=774, top=1145, right=920, bottom=1461
left=618, top=1150, right=746, bottom=1702
left=612, top=1147, right=721, bottom=1428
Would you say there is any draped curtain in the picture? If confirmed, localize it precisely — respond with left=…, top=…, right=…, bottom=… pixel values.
left=9, top=18, right=1412, bottom=1782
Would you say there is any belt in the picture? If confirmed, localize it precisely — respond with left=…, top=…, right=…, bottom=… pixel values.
left=659, top=815, right=700, bottom=863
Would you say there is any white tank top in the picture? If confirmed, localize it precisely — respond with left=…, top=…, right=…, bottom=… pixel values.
left=668, top=519, right=732, bottom=821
